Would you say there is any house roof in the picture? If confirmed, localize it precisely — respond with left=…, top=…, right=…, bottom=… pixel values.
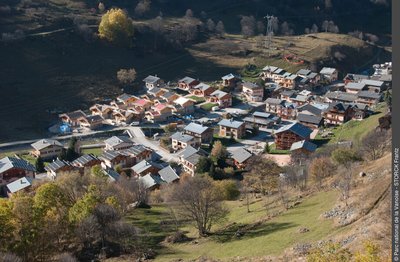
left=297, top=113, right=323, bottom=125
left=325, top=91, right=357, bottom=102
left=31, top=139, right=63, bottom=151
left=218, top=119, right=244, bottom=129
left=193, top=82, right=212, bottom=91
left=265, top=98, right=283, bottom=105
left=103, top=168, right=120, bottom=182
left=297, top=104, right=322, bottom=116
left=158, top=166, right=179, bottom=183
left=184, top=122, right=209, bottom=134
left=72, top=154, right=99, bottom=166
left=242, top=82, right=261, bottom=89
left=117, top=93, right=135, bottom=102
left=0, top=157, right=36, bottom=174
left=307, top=72, right=318, bottom=79
left=6, top=177, right=33, bottom=193
left=360, top=79, right=384, bottom=87
left=291, top=95, right=308, bottom=102
left=99, top=150, right=122, bottom=161
left=139, top=174, right=164, bottom=189
left=349, top=103, right=368, bottom=110
left=253, top=111, right=272, bottom=119
left=175, top=96, right=191, bottom=105
left=85, top=115, right=103, bottom=123
left=45, top=159, right=71, bottom=172
left=290, top=140, right=317, bottom=152
left=154, top=103, right=167, bottom=111
left=356, top=91, right=381, bottom=99
left=296, top=69, right=311, bottom=76
left=148, top=87, right=162, bottom=95
left=274, top=68, right=285, bottom=74
left=262, top=65, right=278, bottom=72
left=280, top=90, right=296, bottom=97
left=179, top=76, right=196, bottom=84
left=143, top=75, right=160, bottom=84
left=221, top=73, right=238, bottom=80
left=320, top=67, right=337, bottom=75
left=134, top=99, right=150, bottom=107
left=60, top=110, right=86, bottom=120
left=124, top=145, right=150, bottom=156
left=344, top=73, right=369, bottom=81
left=326, top=102, right=350, bottom=113
left=162, top=91, right=176, bottom=99
left=345, top=82, right=366, bottom=90
left=104, top=136, right=132, bottom=147
left=311, top=102, right=330, bottom=111
left=185, top=153, right=202, bottom=166
left=231, top=148, right=252, bottom=164
left=132, top=160, right=158, bottom=174
left=275, top=122, right=312, bottom=138
left=210, top=90, right=229, bottom=99
left=170, top=132, right=195, bottom=143
left=179, top=145, right=199, bottom=159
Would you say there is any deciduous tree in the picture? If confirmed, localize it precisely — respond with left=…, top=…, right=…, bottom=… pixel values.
left=98, top=8, right=134, bottom=44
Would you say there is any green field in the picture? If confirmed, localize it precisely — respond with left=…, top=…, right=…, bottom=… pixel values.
left=126, top=190, right=340, bottom=261
left=314, top=103, right=387, bottom=145
left=187, top=96, right=206, bottom=104
left=81, top=147, right=103, bottom=156
left=201, top=102, right=218, bottom=111
left=268, top=143, right=291, bottom=155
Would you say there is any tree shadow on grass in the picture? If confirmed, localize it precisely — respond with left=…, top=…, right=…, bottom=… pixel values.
left=211, top=221, right=297, bottom=243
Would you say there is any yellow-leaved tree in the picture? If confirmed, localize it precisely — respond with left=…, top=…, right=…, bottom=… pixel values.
left=98, top=8, right=134, bottom=44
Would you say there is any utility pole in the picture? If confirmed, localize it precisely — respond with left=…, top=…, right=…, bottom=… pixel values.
left=264, top=15, right=274, bottom=56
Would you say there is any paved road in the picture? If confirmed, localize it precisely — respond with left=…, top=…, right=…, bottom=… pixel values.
left=127, top=127, right=180, bottom=163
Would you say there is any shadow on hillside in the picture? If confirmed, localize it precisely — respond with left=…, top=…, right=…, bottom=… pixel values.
left=212, top=221, right=297, bottom=243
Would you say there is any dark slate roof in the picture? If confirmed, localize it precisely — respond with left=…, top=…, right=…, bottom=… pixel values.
left=242, top=82, right=260, bottom=89
left=357, top=91, right=381, bottom=99
left=148, top=87, right=162, bottom=95
left=179, top=145, right=199, bottom=159
left=327, top=102, right=348, bottom=113
left=344, top=73, right=369, bottom=81
left=253, top=111, right=272, bottom=119
left=31, top=139, right=63, bottom=151
left=6, top=177, right=33, bottom=193
left=185, top=153, right=202, bottom=166
left=297, top=113, right=323, bottom=125
left=162, top=91, right=176, bottom=99
left=99, top=151, right=122, bottom=161
left=170, top=132, right=195, bottom=143
left=143, top=75, right=160, bottom=84
left=291, top=95, right=308, bottom=102
left=117, top=93, right=135, bottom=102
left=132, top=160, right=157, bottom=174
left=103, top=168, right=120, bottom=182
left=72, top=154, right=99, bottom=166
left=139, top=174, right=164, bottom=189
left=218, top=119, right=244, bottom=129
left=290, top=140, right=317, bottom=152
left=85, top=115, right=103, bottom=123
left=184, top=122, right=209, bottom=134
left=265, top=98, right=283, bottom=105
left=61, top=110, right=86, bottom=120
left=296, top=69, right=311, bottom=76
left=345, top=82, right=366, bottom=90
left=45, top=159, right=71, bottom=172
left=0, top=157, right=36, bottom=173
left=275, top=122, right=312, bottom=138
left=104, top=136, right=132, bottom=147
left=231, top=148, right=252, bottom=163
left=360, top=79, right=384, bottom=87
left=325, top=91, right=357, bottom=102
left=124, top=145, right=150, bottom=156
left=280, top=90, right=296, bottom=97
left=158, top=166, right=180, bottom=183
left=297, top=104, right=322, bottom=116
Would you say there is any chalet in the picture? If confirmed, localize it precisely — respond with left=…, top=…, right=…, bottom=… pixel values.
left=218, top=119, right=246, bottom=139
left=6, top=177, right=33, bottom=195
left=131, top=160, right=162, bottom=177
left=145, top=103, right=173, bottom=122
left=170, top=132, right=199, bottom=151
left=278, top=101, right=297, bottom=120
left=110, top=100, right=127, bottom=110
left=325, top=91, right=357, bottom=104
left=360, top=79, right=385, bottom=93
left=183, top=122, right=213, bottom=144
left=123, top=145, right=153, bottom=166
left=31, top=139, right=63, bottom=160
left=231, top=148, right=253, bottom=169
left=59, top=110, right=87, bottom=127
left=280, top=90, right=297, bottom=101
left=158, top=166, right=180, bottom=184
left=112, top=109, right=141, bottom=125
left=116, top=93, right=139, bottom=105
left=243, top=111, right=280, bottom=128
left=147, top=87, right=164, bottom=97
left=181, top=153, right=201, bottom=176
left=242, top=82, right=264, bottom=102
left=343, top=73, right=369, bottom=84
left=355, top=91, right=382, bottom=106
left=207, top=90, right=232, bottom=108
left=104, top=136, right=133, bottom=151
left=296, top=69, right=320, bottom=85
left=72, top=154, right=101, bottom=173
left=139, top=174, right=165, bottom=190
left=99, top=151, right=128, bottom=168
left=290, top=140, right=317, bottom=154
left=78, top=115, right=103, bottom=130
left=280, top=74, right=301, bottom=89
left=350, top=103, right=369, bottom=120
left=297, top=104, right=322, bottom=117
left=143, top=75, right=164, bottom=89
left=265, top=98, right=284, bottom=114
left=344, top=82, right=367, bottom=94
left=372, top=62, right=392, bottom=76
left=160, top=91, right=180, bottom=103
left=323, top=102, right=354, bottom=126
left=178, top=76, right=200, bottom=90
left=290, top=94, right=311, bottom=106
left=90, top=104, right=115, bottom=119
left=173, top=97, right=195, bottom=114
left=45, top=159, right=75, bottom=179
left=297, top=113, right=323, bottom=129
left=190, top=83, right=215, bottom=97
left=319, top=67, right=338, bottom=82
left=261, top=66, right=286, bottom=82
left=132, top=99, right=152, bottom=112
left=221, top=73, right=240, bottom=88
left=0, top=157, right=35, bottom=186
left=274, top=122, right=312, bottom=150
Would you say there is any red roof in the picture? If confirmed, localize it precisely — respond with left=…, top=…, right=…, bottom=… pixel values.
left=154, top=103, right=167, bottom=111
left=134, top=99, right=149, bottom=107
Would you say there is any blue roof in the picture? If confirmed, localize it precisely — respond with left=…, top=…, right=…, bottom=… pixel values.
left=6, top=177, right=33, bottom=193
left=0, top=157, right=36, bottom=173
left=290, top=140, right=317, bottom=152
left=275, top=122, right=312, bottom=138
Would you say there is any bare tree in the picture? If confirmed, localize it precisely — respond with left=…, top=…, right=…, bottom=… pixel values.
left=240, top=15, right=256, bottom=37
left=311, top=24, right=319, bottom=33
left=333, top=166, right=353, bottom=206
left=150, top=15, right=164, bottom=49
left=328, top=21, right=339, bottom=33
left=325, top=0, right=333, bottom=9
left=362, top=130, right=390, bottom=160
left=166, top=177, right=228, bottom=236
left=271, top=16, right=279, bottom=33
left=280, top=21, right=293, bottom=36
left=98, top=2, right=105, bottom=13
left=309, top=157, right=335, bottom=189
left=321, top=20, right=329, bottom=32
left=257, top=21, right=265, bottom=35
left=117, top=68, right=137, bottom=86
left=215, top=21, right=225, bottom=37
left=184, top=9, right=193, bottom=18
left=134, top=0, right=151, bottom=17
left=206, top=18, right=215, bottom=32
left=305, top=28, right=310, bottom=34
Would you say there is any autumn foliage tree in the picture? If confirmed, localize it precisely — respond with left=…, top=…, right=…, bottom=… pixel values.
left=309, top=157, right=335, bottom=189
left=98, top=8, right=134, bottom=45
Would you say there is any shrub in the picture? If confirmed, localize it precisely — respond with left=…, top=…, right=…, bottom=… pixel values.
left=214, top=180, right=240, bottom=200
